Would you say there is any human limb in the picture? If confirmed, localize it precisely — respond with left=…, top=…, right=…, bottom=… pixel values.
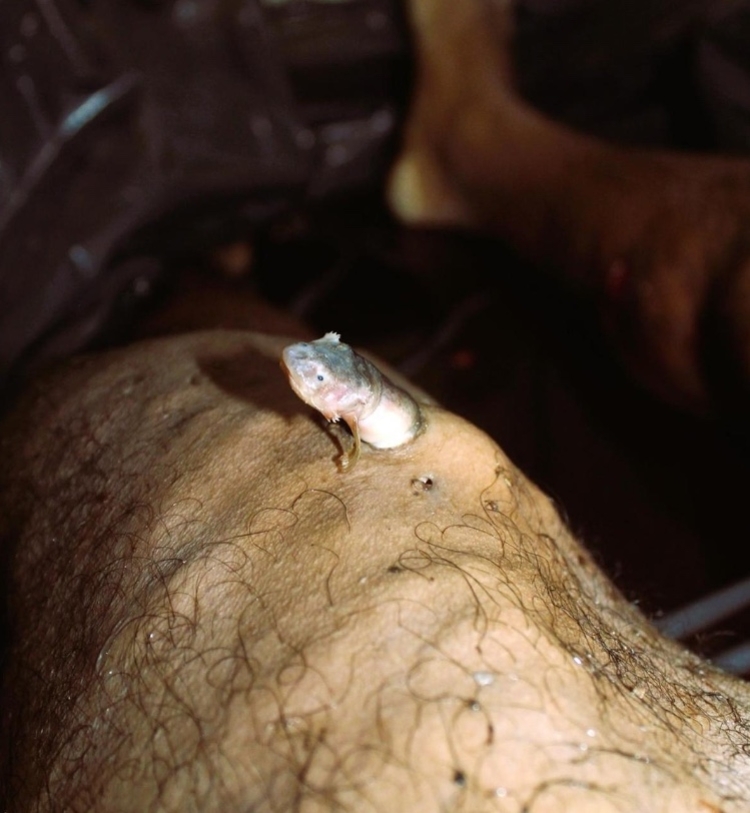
left=2, top=329, right=749, bottom=811
left=389, top=0, right=750, bottom=414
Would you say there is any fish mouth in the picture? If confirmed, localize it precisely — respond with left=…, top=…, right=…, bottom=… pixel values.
left=280, top=346, right=298, bottom=375
left=279, top=350, right=299, bottom=384
left=280, top=348, right=313, bottom=404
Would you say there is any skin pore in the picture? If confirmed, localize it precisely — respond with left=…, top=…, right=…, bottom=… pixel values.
left=3, top=0, right=750, bottom=809
left=1, top=330, right=750, bottom=812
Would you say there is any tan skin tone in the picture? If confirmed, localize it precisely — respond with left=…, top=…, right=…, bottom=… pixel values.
left=3, top=329, right=750, bottom=813
left=3, top=1, right=750, bottom=810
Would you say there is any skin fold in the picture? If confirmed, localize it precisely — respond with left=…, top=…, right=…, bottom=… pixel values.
left=1, top=329, right=749, bottom=812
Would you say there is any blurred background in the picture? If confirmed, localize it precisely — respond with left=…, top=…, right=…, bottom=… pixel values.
left=2, top=0, right=750, bottom=671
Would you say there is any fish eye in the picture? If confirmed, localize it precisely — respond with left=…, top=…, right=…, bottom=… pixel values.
left=317, top=374, right=324, bottom=381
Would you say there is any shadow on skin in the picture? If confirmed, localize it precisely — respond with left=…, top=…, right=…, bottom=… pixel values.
left=1, top=329, right=749, bottom=811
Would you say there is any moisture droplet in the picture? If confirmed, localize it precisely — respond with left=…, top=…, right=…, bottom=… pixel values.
left=469, top=701, right=481, bottom=712
left=279, top=716, right=304, bottom=733
left=579, top=742, right=588, bottom=752
left=586, top=728, right=596, bottom=738
left=472, top=671, right=495, bottom=687
left=495, top=787, right=507, bottom=798
left=572, top=656, right=583, bottom=666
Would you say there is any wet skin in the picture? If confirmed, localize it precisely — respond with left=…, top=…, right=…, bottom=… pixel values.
left=1, top=329, right=749, bottom=812
left=4, top=0, right=750, bottom=808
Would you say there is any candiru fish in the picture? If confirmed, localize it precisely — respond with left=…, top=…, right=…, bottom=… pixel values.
left=281, top=333, right=424, bottom=470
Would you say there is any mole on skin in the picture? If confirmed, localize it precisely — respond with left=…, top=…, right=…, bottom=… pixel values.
left=281, top=332, right=423, bottom=470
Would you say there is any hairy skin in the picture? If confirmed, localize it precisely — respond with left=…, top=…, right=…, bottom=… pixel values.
left=1, top=330, right=749, bottom=812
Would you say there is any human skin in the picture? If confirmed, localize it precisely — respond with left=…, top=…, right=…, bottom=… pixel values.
left=1, top=329, right=750, bottom=812
left=3, top=0, right=750, bottom=808
left=389, top=0, right=750, bottom=415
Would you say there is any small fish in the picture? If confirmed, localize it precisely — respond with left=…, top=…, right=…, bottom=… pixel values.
left=281, top=332, right=423, bottom=470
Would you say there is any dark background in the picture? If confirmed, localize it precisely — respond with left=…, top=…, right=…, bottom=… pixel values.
left=247, top=0, right=750, bottom=667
